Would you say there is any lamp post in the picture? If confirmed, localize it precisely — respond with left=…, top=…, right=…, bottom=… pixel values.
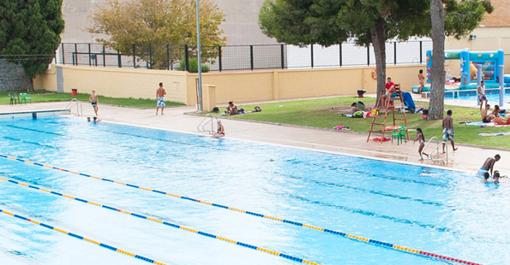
left=196, top=0, right=203, bottom=112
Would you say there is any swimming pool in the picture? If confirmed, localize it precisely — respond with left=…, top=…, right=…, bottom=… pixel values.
left=0, top=115, right=508, bottom=265
left=444, top=87, right=510, bottom=105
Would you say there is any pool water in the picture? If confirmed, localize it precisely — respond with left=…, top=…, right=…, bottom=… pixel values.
left=444, top=88, right=510, bottom=105
left=0, top=116, right=509, bottom=265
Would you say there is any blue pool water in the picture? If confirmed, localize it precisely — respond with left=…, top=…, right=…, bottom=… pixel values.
left=444, top=88, right=510, bottom=104
left=0, top=116, right=509, bottom=265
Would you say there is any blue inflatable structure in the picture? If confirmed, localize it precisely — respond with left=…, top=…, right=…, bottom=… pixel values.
left=412, top=49, right=508, bottom=106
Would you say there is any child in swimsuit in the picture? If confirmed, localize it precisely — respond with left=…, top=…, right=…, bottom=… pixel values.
left=414, top=128, right=428, bottom=160
left=212, top=121, right=225, bottom=138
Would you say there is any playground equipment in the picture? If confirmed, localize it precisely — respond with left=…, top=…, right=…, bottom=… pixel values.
left=413, top=49, right=508, bottom=106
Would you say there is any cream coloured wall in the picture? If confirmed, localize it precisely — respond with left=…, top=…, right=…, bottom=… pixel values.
left=35, top=65, right=188, bottom=103
left=33, top=65, right=57, bottom=92
left=186, top=65, right=424, bottom=108
left=34, top=64, right=424, bottom=109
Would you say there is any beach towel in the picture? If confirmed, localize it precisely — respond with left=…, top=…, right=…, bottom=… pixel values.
left=479, top=132, right=510, bottom=137
left=464, top=121, right=495, bottom=127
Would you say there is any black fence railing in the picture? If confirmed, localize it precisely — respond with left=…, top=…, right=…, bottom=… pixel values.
left=58, top=40, right=431, bottom=71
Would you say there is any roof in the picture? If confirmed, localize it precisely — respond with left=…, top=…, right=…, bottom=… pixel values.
left=480, top=0, right=510, bottom=27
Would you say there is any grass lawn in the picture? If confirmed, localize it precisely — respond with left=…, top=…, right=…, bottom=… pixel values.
left=214, top=96, right=510, bottom=150
left=0, top=90, right=184, bottom=109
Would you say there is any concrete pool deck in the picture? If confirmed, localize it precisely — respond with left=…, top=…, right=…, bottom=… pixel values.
left=1, top=101, right=509, bottom=175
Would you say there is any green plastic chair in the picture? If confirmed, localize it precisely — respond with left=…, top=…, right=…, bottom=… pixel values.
left=392, top=126, right=407, bottom=145
left=9, top=92, right=19, bottom=105
left=19, top=92, right=32, bottom=104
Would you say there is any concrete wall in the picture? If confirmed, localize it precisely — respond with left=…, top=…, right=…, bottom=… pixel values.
left=186, top=64, right=424, bottom=108
left=35, top=64, right=424, bottom=108
left=446, top=27, right=510, bottom=73
left=0, top=60, right=32, bottom=91
left=34, top=65, right=188, bottom=103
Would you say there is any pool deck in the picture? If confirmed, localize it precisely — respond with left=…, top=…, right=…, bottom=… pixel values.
left=1, top=102, right=509, bottom=175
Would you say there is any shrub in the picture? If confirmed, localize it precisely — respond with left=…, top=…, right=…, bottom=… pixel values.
left=178, top=58, right=210, bottom=73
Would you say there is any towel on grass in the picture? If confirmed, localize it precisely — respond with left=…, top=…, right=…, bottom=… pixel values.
left=464, top=121, right=495, bottom=127
left=479, top=132, right=510, bottom=137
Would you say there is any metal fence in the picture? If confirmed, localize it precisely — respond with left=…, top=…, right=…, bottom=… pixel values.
left=58, top=40, right=431, bottom=71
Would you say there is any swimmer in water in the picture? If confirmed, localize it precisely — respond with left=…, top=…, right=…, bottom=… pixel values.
left=478, top=154, right=501, bottom=183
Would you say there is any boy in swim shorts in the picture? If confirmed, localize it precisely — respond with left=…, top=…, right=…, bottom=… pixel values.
left=442, top=110, right=457, bottom=153
left=156, top=82, right=167, bottom=115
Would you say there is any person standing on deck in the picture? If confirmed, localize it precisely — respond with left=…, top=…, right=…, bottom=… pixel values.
left=442, top=110, right=458, bottom=153
left=156, top=82, right=167, bottom=115
left=89, top=90, right=99, bottom=117
left=477, top=80, right=487, bottom=111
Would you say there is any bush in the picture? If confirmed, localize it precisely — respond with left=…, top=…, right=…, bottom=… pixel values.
left=178, top=58, right=210, bottom=73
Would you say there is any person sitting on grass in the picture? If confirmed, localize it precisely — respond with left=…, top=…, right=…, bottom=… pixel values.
left=414, top=128, right=429, bottom=160
left=481, top=103, right=491, bottom=123
left=350, top=101, right=366, bottom=113
left=479, top=154, right=501, bottom=183
left=226, top=101, right=239, bottom=115
left=491, top=105, right=501, bottom=119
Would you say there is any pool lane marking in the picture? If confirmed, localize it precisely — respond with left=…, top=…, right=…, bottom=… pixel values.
left=285, top=159, right=448, bottom=188
left=0, top=208, right=167, bottom=265
left=0, top=177, right=319, bottom=265
left=0, top=155, right=480, bottom=265
left=0, top=154, right=450, bottom=232
left=281, top=171, right=443, bottom=207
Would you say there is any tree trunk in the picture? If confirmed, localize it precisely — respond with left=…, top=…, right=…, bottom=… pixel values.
left=428, top=0, right=446, bottom=120
left=371, top=18, right=386, bottom=106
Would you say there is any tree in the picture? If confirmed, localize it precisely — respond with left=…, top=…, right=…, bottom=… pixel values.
left=428, top=0, right=446, bottom=120
left=0, top=0, right=64, bottom=89
left=259, top=0, right=430, bottom=104
left=89, top=0, right=226, bottom=69
left=428, top=0, right=493, bottom=120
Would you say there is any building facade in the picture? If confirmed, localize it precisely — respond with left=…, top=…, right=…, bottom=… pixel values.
left=61, top=0, right=276, bottom=45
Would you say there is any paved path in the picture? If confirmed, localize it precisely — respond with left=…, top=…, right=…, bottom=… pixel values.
left=1, top=102, right=509, bottom=175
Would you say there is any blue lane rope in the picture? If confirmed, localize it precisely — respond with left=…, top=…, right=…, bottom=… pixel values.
left=0, top=208, right=167, bottom=265
left=0, top=154, right=480, bottom=265
left=0, top=176, right=319, bottom=265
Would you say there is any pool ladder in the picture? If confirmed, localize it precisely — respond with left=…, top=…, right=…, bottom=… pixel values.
left=424, top=136, right=449, bottom=164
left=66, top=98, right=83, bottom=117
left=197, top=116, right=217, bottom=134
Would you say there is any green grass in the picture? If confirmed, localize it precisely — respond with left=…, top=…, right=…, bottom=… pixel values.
left=0, top=90, right=184, bottom=109
left=214, top=96, right=510, bottom=149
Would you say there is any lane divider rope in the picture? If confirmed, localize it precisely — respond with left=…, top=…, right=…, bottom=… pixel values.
left=0, top=207, right=167, bottom=265
left=0, top=176, right=319, bottom=265
left=0, top=154, right=480, bottom=265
